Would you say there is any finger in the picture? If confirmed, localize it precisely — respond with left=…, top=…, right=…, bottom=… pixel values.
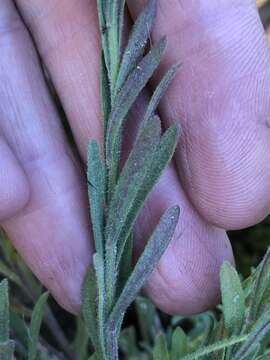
left=0, top=137, right=30, bottom=220
left=128, top=0, right=270, bottom=230
left=0, top=0, right=92, bottom=313
left=15, top=0, right=102, bottom=161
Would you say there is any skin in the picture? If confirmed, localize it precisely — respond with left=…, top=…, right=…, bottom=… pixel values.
left=0, top=0, right=269, bottom=315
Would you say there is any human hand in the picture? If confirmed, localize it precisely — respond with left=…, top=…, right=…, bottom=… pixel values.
left=0, top=0, right=269, bottom=315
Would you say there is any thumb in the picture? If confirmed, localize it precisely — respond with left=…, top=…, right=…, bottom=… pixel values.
left=0, top=136, right=30, bottom=220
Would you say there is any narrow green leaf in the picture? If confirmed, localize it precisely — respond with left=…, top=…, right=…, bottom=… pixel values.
left=0, top=340, right=15, bottom=360
left=101, top=53, right=111, bottom=135
left=106, top=0, right=120, bottom=87
left=97, top=0, right=111, bottom=75
left=220, top=262, right=245, bottom=335
left=82, top=269, right=99, bottom=350
left=0, top=262, right=22, bottom=288
left=144, top=63, right=181, bottom=122
left=106, top=115, right=161, bottom=247
left=115, top=0, right=157, bottom=92
left=87, top=140, right=105, bottom=256
left=93, top=253, right=106, bottom=357
left=246, top=248, right=270, bottom=327
left=28, top=292, right=49, bottom=360
left=232, top=307, right=270, bottom=360
left=116, top=0, right=126, bottom=53
left=180, top=335, right=247, bottom=360
left=171, top=327, right=188, bottom=359
left=116, top=124, right=180, bottom=265
left=0, top=279, right=9, bottom=343
left=118, top=233, right=133, bottom=294
left=109, top=206, right=180, bottom=325
left=107, top=37, right=166, bottom=141
left=72, top=318, right=89, bottom=360
left=153, top=333, right=170, bottom=360
left=106, top=38, right=167, bottom=195
left=105, top=115, right=161, bottom=307
left=10, top=311, right=28, bottom=350
left=96, top=0, right=106, bottom=31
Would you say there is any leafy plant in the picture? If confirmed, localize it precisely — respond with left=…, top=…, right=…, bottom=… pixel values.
left=83, top=0, right=180, bottom=358
left=0, top=1, right=270, bottom=359
left=119, top=250, right=270, bottom=360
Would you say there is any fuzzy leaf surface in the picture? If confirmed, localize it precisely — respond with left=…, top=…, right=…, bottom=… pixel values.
left=171, top=327, right=188, bottom=359
left=153, top=333, right=169, bottom=360
left=221, top=262, right=245, bottom=335
left=105, top=115, right=161, bottom=248
left=28, top=292, right=49, bottom=360
left=115, top=124, right=179, bottom=265
left=232, top=307, right=270, bottom=360
left=82, top=268, right=99, bottom=351
left=144, top=63, right=181, bottom=122
left=0, top=279, right=9, bottom=343
left=181, top=335, right=247, bottom=360
left=109, top=205, right=180, bottom=325
left=115, top=0, right=157, bottom=92
left=105, top=115, right=161, bottom=306
left=246, top=248, right=270, bottom=327
left=93, top=253, right=106, bottom=357
left=88, top=140, right=105, bottom=256
left=106, top=38, right=167, bottom=193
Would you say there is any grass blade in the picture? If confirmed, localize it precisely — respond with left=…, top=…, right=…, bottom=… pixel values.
left=28, top=292, right=49, bottom=360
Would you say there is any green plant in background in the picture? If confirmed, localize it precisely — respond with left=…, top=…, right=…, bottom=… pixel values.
left=2, top=228, right=270, bottom=359
left=1, top=0, right=270, bottom=359
left=119, top=251, right=270, bottom=360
